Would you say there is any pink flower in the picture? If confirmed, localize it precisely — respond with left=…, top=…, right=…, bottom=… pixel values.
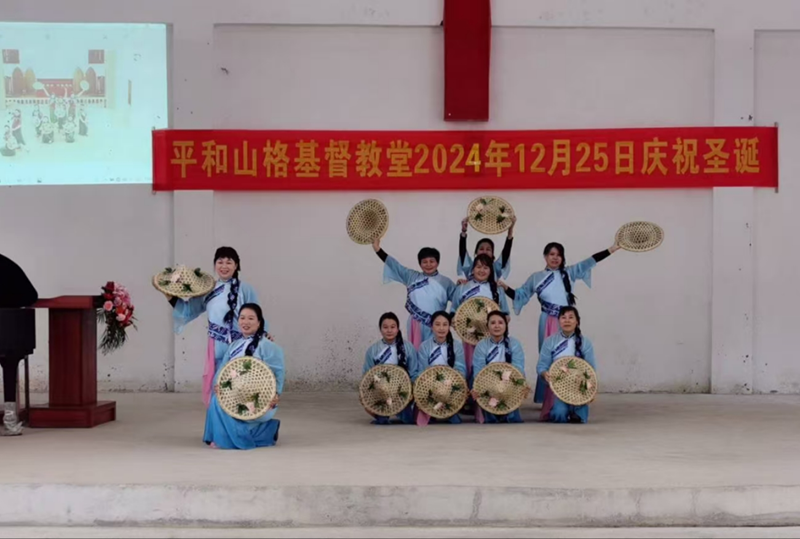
left=488, top=397, right=499, bottom=408
left=114, top=298, right=122, bottom=306
left=433, top=402, right=444, bottom=411
left=443, top=378, right=453, bottom=387
left=245, top=402, right=255, bottom=414
left=229, top=371, right=239, bottom=380
left=103, top=301, right=113, bottom=311
left=386, top=398, right=393, bottom=407
left=501, top=371, right=511, bottom=382
left=116, top=313, right=126, bottom=322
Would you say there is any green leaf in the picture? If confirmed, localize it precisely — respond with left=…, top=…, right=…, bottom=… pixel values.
left=475, top=213, right=483, bottom=221
left=497, top=402, right=508, bottom=411
left=566, top=359, right=577, bottom=370
left=165, top=267, right=173, bottom=273
left=451, top=384, right=463, bottom=392
left=583, top=371, right=591, bottom=380
left=221, top=379, right=233, bottom=390
left=382, top=372, right=392, bottom=382
left=242, top=359, right=253, bottom=374
left=475, top=300, right=485, bottom=311
left=495, top=371, right=504, bottom=380
left=481, top=198, right=490, bottom=205
left=475, top=331, right=484, bottom=340
left=251, top=393, right=261, bottom=408
left=194, top=268, right=204, bottom=277
left=499, top=206, right=506, bottom=213
left=435, top=372, right=445, bottom=382
left=368, top=382, right=375, bottom=391
left=182, top=283, right=193, bottom=292
left=398, top=391, right=408, bottom=400
left=236, top=404, right=249, bottom=415
left=159, top=280, right=170, bottom=286
left=513, top=378, right=526, bottom=386
left=496, top=215, right=506, bottom=224
left=481, top=391, right=491, bottom=398
left=553, top=374, right=564, bottom=383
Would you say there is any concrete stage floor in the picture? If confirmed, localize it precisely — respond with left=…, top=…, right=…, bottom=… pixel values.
left=1, top=392, right=799, bottom=528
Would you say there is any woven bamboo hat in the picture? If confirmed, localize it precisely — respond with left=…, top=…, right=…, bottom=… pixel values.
left=473, top=363, right=528, bottom=415
left=467, top=196, right=515, bottom=235
left=548, top=356, right=598, bottom=406
left=152, top=265, right=215, bottom=299
left=346, top=199, right=389, bottom=245
left=216, top=356, right=278, bottom=421
left=413, top=366, right=468, bottom=420
left=453, top=297, right=500, bottom=346
left=615, top=221, right=664, bottom=252
left=359, top=364, right=413, bottom=417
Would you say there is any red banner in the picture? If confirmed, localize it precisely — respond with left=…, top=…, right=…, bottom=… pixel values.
left=152, top=127, right=778, bottom=191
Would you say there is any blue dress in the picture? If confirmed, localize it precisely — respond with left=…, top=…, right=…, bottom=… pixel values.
left=509, top=258, right=595, bottom=403
left=363, top=339, right=419, bottom=424
left=450, top=279, right=510, bottom=314
left=173, top=278, right=264, bottom=405
left=415, top=337, right=468, bottom=424
left=537, top=332, right=597, bottom=424
left=472, top=336, right=526, bottom=424
left=381, top=255, right=455, bottom=347
left=203, top=336, right=285, bottom=449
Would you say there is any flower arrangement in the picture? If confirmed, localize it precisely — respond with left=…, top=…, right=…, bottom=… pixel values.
left=97, top=281, right=136, bottom=355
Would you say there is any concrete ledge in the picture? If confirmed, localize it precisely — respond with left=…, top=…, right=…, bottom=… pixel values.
left=3, top=484, right=800, bottom=528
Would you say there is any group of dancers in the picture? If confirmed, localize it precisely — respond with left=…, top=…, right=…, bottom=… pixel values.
left=364, top=215, right=618, bottom=426
left=2, top=89, right=89, bottom=157
left=163, top=211, right=619, bottom=450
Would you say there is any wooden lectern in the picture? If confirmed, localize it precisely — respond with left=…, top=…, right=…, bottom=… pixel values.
left=29, top=296, right=116, bottom=428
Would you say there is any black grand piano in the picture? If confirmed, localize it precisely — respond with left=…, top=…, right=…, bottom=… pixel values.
left=0, top=308, right=35, bottom=420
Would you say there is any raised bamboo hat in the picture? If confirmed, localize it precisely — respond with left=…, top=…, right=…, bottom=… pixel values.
left=413, top=366, right=468, bottom=420
left=548, top=356, right=598, bottom=406
left=346, top=199, right=389, bottom=245
left=453, top=297, right=500, bottom=346
left=216, top=356, right=278, bottom=421
left=615, top=221, right=664, bottom=252
left=152, top=265, right=216, bottom=299
left=468, top=196, right=515, bottom=235
left=473, top=363, right=528, bottom=415
left=359, top=364, right=413, bottom=417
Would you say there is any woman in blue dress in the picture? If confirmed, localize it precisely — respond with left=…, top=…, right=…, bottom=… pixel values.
left=414, top=311, right=467, bottom=426
left=362, top=312, right=419, bottom=425
left=167, top=246, right=265, bottom=407
left=457, top=215, right=516, bottom=280
left=204, top=303, right=283, bottom=449
left=470, top=311, right=529, bottom=424
left=537, top=306, right=597, bottom=424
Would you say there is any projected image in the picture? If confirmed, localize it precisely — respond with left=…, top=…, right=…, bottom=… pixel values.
left=0, top=23, right=168, bottom=185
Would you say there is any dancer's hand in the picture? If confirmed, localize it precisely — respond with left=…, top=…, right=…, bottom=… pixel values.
left=213, top=384, right=220, bottom=396
left=470, top=389, right=479, bottom=401
left=542, top=372, right=551, bottom=385
left=508, top=216, right=517, bottom=238
left=269, top=394, right=280, bottom=409
left=522, top=385, right=531, bottom=400
left=266, top=333, right=275, bottom=342
left=497, top=280, right=509, bottom=291
left=372, top=239, right=381, bottom=252
left=610, top=243, right=621, bottom=254
left=456, top=278, right=468, bottom=285
left=461, top=217, right=469, bottom=235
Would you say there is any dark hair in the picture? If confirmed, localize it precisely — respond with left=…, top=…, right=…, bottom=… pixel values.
left=543, top=242, right=575, bottom=306
left=487, top=311, right=513, bottom=364
left=239, top=303, right=267, bottom=356
left=430, top=311, right=456, bottom=368
left=214, top=246, right=242, bottom=327
left=417, top=247, right=441, bottom=264
left=473, top=254, right=499, bottom=304
left=474, top=238, right=495, bottom=256
left=558, top=306, right=583, bottom=359
left=379, top=312, right=407, bottom=370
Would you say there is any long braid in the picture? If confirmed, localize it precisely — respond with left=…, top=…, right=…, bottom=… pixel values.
left=395, top=330, right=408, bottom=370
left=574, top=326, right=584, bottom=359
left=446, top=330, right=456, bottom=368
left=503, top=324, right=512, bottom=364
left=559, top=265, right=576, bottom=306
left=224, top=272, right=240, bottom=326
left=475, top=254, right=500, bottom=304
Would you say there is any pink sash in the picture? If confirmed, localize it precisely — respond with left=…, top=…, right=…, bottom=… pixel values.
left=539, top=315, right=561, bottom=421
left=202, top=337, right=215, bottom=408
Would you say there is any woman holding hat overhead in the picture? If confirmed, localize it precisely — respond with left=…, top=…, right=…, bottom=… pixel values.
left=537, top=306, right=597, bottom=424
left=499, top=242, right=617, bottom=406
left=168, top=247, right=266, bottom=407
left=205, top=303, right=283, bottom=449
left=372, top=239, right=455, bottom=350
left=457, top=216, right=516, bottom=280
left=471, top=311, right=528, bottom=424
left=362, top=312, right=419, bottom=425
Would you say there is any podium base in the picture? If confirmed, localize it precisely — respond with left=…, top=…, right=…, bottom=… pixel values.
left=28, top=401, right=116, bottom=428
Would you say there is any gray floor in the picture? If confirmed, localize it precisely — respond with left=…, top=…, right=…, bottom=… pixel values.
left=2, top=392, right=799, bottom=490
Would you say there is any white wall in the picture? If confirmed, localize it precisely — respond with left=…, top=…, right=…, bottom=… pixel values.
left=1, top=0, right=797, bottom=394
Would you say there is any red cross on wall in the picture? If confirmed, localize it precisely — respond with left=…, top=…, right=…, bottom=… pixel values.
left=444, top=0, right=491, bottom=122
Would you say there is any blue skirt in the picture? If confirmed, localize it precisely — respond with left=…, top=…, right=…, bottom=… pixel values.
left=203, top=396, right=280, bottom=449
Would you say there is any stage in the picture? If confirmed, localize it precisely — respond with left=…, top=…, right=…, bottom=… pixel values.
left=1, top=393, right=799, bottom=529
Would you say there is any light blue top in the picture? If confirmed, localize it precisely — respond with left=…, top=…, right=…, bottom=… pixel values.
left=382, top=255, right=455, bottom=327
left=537, top=331, right=596, bottom=376
left=451, top=279, right=510, bottom=314
left=363, top=339, right=420, bottom=380
left=416, top=336, right=467, bottom=381
left=472, top=335, right=526, bottom=378
left=511, top=258, right=596, bottom=317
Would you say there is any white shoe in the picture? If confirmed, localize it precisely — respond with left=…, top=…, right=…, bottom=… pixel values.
left=3, top=403, right=22, bottom=436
